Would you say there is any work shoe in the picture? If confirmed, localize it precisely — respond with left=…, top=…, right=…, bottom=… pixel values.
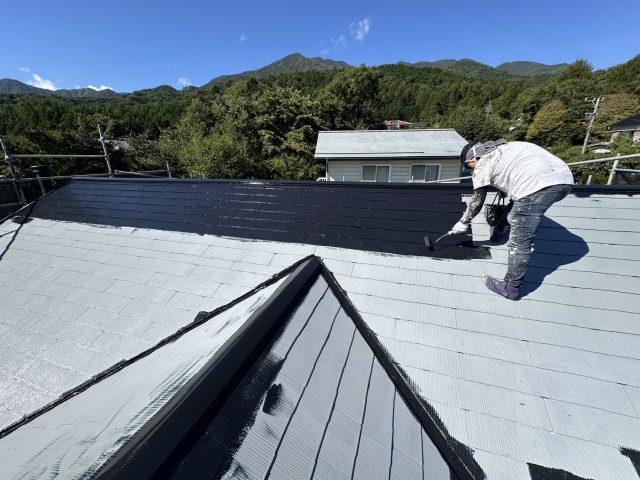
left=482, top=275, right=519, bottom=300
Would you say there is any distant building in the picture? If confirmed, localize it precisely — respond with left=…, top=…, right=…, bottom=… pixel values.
left=314, top=129, right=467, bottom=183
left=610, top=114, right=640, bottom=142
left=383, top=119, right=414, bottom=129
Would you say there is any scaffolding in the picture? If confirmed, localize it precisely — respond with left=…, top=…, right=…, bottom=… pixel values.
left=0, top=125, right=172, bottom=211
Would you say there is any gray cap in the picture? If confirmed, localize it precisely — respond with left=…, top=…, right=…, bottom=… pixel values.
left=462, top=139, right=508, bottom=165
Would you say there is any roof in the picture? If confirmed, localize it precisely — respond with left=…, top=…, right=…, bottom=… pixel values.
left=0, top=256, right=475, bottom=480
left=0, top=178, right=639, bottom=479
left=610, top=115, right=640, bottom=131
left=314, top=129, right=467, bottom=160
left=0, top=273, right=289, bottom=478
left=384, top=120, right=415, bottom=127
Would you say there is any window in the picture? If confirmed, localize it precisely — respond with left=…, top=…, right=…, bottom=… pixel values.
left=410, top=164, right=440, bottom=182
left=362, top=165, right=390, bottom=182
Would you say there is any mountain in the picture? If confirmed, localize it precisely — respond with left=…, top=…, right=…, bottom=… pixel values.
left=0, top=56, right=574, bottom=98
left=402, top=58, right=567, bottom=81
left=207, top=53, right=350, bottom=85
left=410, top=58, right=511, bottom=79
left=0, top=79, right=53, bottom=96
left=0, top=79, right=118, bottom=98
left=496, top=61, right=568, bottom=77
left=54, top=87, right=118, bottom=99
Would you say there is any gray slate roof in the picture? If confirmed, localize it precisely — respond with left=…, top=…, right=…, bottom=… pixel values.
left=314, top=129, right=467, bottom=159
left=0, top=278, right=285, bottom=478
left=170, top=274, right=458, bottom=479
left=0, top=179, right=639, bottom=479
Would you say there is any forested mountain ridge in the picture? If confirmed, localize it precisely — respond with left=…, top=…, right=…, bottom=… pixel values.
left=1, top=53, right=568, bottom=97
left=409, top=59, right=511, bottom=79
left=496, top=61, right=568, bottom=77
left=1, top=54, right=638, bottom=185
left=207, top=53, right=351, bottom=85
left=0, top=79, right=118, bottom=98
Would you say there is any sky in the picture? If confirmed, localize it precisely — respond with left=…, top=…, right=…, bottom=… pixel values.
left=2, top=0, right=639, bottom=93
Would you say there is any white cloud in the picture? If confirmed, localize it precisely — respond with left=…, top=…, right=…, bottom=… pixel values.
left=27, top=73, right=57, bottom=90
left=332, top=35, right=348, bottom=48
left=86, top=85, right=113, bottom=91
left=239, top=34, right=247, bottom=43
left=18, top=66, right=30, bottom=73
left=178, top=77, right=192, bottom=87
left=349, top=17, right=371, bottom=42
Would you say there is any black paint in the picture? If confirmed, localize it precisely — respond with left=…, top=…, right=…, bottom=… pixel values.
left=262, top=383, right=283, bottom=415
left=319, top=260, right=485, bottom=480
left=166, top=354, right=284, bottom=480
left=103, top=256, right=480, bottom=480
left=528, top=464, right=594, bottom=480
left=28, top=177, right=494, bottom=259
left=0, top=255, right=314, bottom=441
left=621, top=448, right=640, bottom=477
left=94, top=258, right=321, bottom=479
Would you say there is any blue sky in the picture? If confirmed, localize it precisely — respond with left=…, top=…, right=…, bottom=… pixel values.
left=3, top=0, right=639, bottom=93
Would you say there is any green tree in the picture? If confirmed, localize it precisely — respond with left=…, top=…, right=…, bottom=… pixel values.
left=320, top=66, right=382, bottom=129
left=592, top=93, right=640, bottom=140
left=447, top=105, right=506, bottom=142
left=255, top=86, right=325, bottom=178
left=526, top=100, right=569, bottom=145
left=178, top=133, right=253, bottom=179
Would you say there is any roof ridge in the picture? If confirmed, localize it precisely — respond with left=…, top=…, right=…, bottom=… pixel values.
left=89, top=256, right=485, bottom=480
left=319, top=128, right=458, bottom=133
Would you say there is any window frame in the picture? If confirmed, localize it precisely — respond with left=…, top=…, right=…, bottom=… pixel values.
left=361, top=164, right=392, bottom=183
left=409, top=163, right=441, bottom=183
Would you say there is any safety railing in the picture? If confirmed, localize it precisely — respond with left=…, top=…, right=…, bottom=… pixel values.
left=0, top=125, right=172, bottom=210
left=422, top=152, right=640, bottom=185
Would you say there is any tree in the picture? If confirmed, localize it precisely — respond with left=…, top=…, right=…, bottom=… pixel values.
left=526, top=100, right=569, bottom=145
left=320, top=66, right=382, bottom=129
left=592, top=93, right=640, bottom=140
left=178, top=133, right=254, bottom=179
left=447, top=105, right=506, bottom=142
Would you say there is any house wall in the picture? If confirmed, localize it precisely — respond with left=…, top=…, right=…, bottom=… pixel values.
left=611, top=130, right=640, bottom=143
left=326, top=159, right=461, bottom=182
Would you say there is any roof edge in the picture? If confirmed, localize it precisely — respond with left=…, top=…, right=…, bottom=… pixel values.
left=313, top=155, right=460, bottom=161
left=318, top=128, right=459, bottom=133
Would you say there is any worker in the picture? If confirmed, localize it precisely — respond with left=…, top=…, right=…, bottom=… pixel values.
left=450, top=140, right=574, bottom=300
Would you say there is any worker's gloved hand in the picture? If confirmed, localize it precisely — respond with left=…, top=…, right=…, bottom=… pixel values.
left=450, top=221, right=470, bottom=234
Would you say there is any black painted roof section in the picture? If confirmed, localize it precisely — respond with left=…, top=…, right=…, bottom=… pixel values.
left=610, top=114, right=640, bottom=131
left=29, top=177, right=489, bottom=259
left=96, top=258, right=480, bottom=480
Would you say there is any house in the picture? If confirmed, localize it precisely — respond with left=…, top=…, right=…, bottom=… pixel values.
left=384, top=119, right=415, bottom=129
left=610, top=114, right=640, bottom=142
left=0, top=177, right=639, bottom=479
left=314, top=129, right=467, bottom=183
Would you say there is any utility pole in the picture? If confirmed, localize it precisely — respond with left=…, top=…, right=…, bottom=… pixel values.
left=581, top=97, right=604, bottom=154
left=485, top=100, right=493, bottom=118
